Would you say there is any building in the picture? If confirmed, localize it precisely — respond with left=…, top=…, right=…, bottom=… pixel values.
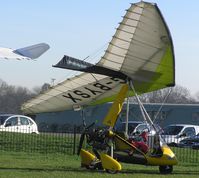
left=35, top=103, right=199, bottom=132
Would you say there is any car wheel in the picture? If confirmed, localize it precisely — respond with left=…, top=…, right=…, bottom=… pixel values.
left=168, top=143, right=177, bottom=147
left=159, top=165, right=173, bottom=174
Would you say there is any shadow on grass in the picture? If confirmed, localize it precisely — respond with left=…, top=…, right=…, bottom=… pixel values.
left=0, top=167, right=84, bottom=173
left=120, top=169, right=199, bottom=176
left=0, top=166, right=198, bottom=176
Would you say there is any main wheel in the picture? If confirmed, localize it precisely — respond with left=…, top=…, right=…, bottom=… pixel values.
left=106, top=169, right=119, bottom=174
left=88, top=160, right=103, bottom=170
left=159, top=165, right=173, bottom=174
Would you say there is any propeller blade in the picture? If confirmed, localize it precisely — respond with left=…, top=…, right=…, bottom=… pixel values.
left=77, top=133, right=85, bottom=155
left=77, top=122, right=95, bottom=155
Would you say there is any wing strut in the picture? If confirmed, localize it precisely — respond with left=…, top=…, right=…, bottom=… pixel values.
left=125, top=87, right=130, bottom=136
left=129, top=80, right=157, bottom=133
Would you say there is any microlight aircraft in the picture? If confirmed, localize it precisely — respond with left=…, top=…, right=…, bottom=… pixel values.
left=22, top=1, right=177, bottom=174
left=0, top=43, right=49, bottom=60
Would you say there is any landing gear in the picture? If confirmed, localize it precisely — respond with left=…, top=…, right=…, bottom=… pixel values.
left=88, top=160, right=103, bottom=170
left=159, top=165, right=173, bottom=174
left=81, top=160, right=103, bottom=170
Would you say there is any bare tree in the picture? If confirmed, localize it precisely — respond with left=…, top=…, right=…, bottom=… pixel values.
left=41, top=83, right=50, bottom=92
left=0, top=79, right=34, bottom=114
left=0, top=79, right=52, bottom=114
left=129, top=85, right=196, bottom=104
left=195, top=92, right=199, bottom=103
left=31, top=83, right=51, bottom=95
left=32, top=86, right=42, bottom=95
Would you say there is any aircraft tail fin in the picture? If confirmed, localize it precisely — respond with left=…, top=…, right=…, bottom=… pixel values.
left=14, top=43, right=50, bottom=59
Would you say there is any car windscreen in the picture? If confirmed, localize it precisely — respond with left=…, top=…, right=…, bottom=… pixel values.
left=136, top=124, right=162, bottom=134
left=118, top=123, right=141, bottom=133
left=162, top=126, right=183, bottom=135
left=0, top=116, right=9, bottom=125
left=136, top=124, right=148, bottom=132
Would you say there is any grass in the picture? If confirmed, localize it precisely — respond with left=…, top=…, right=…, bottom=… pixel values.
left=0, top=151, right=198, bottom=178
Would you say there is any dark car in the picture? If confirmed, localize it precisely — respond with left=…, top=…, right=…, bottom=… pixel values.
left=178, top=133, right=199, bottom=149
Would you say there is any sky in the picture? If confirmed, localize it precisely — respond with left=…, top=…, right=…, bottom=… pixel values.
left=0, top=0, right=199, bottom=95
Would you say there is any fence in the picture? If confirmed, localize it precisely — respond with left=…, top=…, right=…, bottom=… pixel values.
left=0, top=125, right=198, bottom=164
left=0, top=126, right=80, bottom=155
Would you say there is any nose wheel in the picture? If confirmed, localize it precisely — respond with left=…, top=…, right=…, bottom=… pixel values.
left=159, top=165, right=173, bottom=174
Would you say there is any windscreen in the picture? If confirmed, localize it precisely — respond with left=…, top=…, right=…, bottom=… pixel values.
left=118, top=122, right=141, bottom=134
left=163, top=126, right=183, bottom=135
left=0, top=116, right=9, bottom=125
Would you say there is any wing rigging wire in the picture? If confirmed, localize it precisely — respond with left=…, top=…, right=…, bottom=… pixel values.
left=152, top=88, right=172, bottom=123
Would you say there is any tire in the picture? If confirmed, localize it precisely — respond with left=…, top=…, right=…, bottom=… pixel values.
left=88, top=161, right=102, bottom=170
left=85, top=165, right=90, bottom=170
left=159, top=165, right=173, bottom=174
left=81, top=163, right=90, bottom=169
left=106, top=169, right=119, bottom=174
left=168, top=143, right=177, bottom=147
left=83, top=164, right=96, bottom=170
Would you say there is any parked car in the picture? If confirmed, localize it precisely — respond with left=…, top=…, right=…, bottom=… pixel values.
left=116, top=121, right=143, bottom=135
left=161, top=124, right=199, bottom=146
left=177, top=133, right=199, bottom=149
left=116, top=121, right=163, bottom=148
left=116, top=121, right=163, bottom=135
left=0, top=114, right=39, bottom=134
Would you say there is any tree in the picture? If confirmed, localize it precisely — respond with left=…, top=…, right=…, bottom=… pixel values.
left=129, top=85, right=196, bottom=104
left=0, top=79, right=34, bottom=114
left=0, top=78, right=52, bottom=114
left=41, top=83, right=51, bottom=92
left=195, top=92, right=199, bottom=103
left=32, top=86, right=42, bottom=95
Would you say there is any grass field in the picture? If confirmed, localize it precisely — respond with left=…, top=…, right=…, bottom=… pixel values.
left=0, top=151, right=198, bottom=178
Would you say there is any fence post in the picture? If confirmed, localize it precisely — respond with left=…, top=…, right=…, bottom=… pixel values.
left=73, top=125, right=76, bottom=155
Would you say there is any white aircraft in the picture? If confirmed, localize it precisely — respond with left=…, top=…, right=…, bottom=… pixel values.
left=0, top=43, right=50, bottom=60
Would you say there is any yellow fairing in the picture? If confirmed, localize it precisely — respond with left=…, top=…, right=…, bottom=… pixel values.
left=114, top=134, right=133, bottom=150
left=100, top=153, right=122, bottom=171
left=146, top=146, right=178, bottom=166
left=80, top=149, right=96, bottom=166
left=103, top=84, right=128, bottom=127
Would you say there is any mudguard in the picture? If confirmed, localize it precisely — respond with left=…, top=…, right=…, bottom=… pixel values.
left=80, top=149, right=96, bottom=167
left=146, top=146, right=178, bottom=166
left=100, top=153, right=122, bottom=172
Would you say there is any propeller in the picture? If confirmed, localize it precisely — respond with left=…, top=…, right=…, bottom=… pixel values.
left=77, top=122, right=95, bottom=155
